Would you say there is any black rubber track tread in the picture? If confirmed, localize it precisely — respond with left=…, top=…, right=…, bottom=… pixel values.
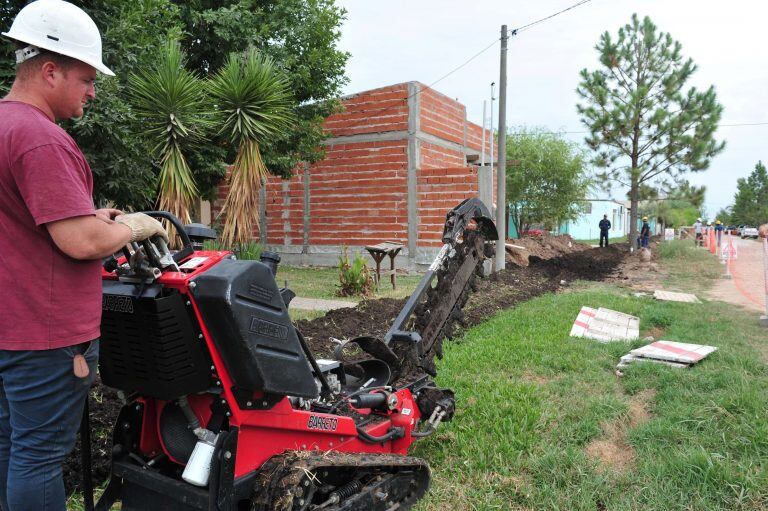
left=250, top=451, right=430, bottom=511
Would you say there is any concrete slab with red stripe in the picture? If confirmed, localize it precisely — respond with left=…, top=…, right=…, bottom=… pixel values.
left=630, top=341, right=717, bottom=365
left=570, top=307, right=639, bottom=342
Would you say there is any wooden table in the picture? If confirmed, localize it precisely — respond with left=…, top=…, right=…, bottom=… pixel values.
left=364, top=242, right=403, bottom=290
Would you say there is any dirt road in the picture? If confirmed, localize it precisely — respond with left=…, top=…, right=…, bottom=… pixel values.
left=708, top=236, right=767, bottom=313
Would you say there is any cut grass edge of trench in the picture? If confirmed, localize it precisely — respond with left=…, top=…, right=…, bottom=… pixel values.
left=413, top=282, right=768, bottom=511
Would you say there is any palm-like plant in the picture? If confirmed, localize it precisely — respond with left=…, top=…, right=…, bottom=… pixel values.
left=209, top=49, right=295, bottom=246
left=128, top=40, right=209, bottom=227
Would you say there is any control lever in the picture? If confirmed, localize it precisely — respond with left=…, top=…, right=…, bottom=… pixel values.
left=142, top=236, right=180, bottom=272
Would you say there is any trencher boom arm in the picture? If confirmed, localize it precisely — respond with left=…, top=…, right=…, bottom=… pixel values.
left=384, top=198, right=497, bottom=371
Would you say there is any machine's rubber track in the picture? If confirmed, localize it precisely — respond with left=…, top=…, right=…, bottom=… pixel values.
left=411, top=231, right=487, bottom=374
left=250, top=451, right=430, bottom=511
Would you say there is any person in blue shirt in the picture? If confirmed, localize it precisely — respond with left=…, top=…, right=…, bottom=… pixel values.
left=598, top=214, right=611, bottom=247
left=640, top=216, right=651, bottom=248
left=714, top=220, right=724, bottom=248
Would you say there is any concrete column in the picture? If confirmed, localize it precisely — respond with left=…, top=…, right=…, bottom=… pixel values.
left=258, top=182, right=267, bottom=243
left=302, top=162, right=310, bottom=256
left=407, top=82, right=421, bottom=265
left=198, top=198, right=212, bottom=226
left=477, top=165, right=493, bottom=212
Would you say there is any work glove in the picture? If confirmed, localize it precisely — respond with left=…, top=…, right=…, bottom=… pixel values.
left=115, top=213, right=168, bottom=243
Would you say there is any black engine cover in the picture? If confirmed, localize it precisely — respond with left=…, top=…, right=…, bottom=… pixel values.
left=191, top=258, right=318, bottom=399
left=100, top=282, right=213, bottom=400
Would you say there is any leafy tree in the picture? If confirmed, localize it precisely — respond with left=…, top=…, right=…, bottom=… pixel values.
left=714, top=206, right=732, bottom=225
left=506, top=127, right=592, bottom=233
left=731, top=161, right=768, bottom=226
left=577, top=14, right=725, bottom=246
left=210, top=50, right=295, bottom=245
left=636, top=180, right=706, bottom=227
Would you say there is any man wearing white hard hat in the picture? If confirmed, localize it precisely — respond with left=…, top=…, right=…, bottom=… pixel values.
left=0, top=1, right=166, bottom=509
left=693, top=217, right=703, bottom=247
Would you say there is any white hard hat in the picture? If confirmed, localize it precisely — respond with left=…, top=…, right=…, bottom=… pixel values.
left=697, top=218, right=702, bottom=222
left=3, top=0, right=114, bottom=76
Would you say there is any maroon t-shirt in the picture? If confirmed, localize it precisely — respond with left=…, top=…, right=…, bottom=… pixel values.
left=0, top=101, right=101, bottom=350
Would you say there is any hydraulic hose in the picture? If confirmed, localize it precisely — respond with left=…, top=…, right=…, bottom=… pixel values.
left=356, top=426, right=404, bottom=444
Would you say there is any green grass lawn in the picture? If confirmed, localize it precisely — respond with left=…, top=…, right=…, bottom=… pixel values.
left=657, top=239, right=723, bottom=295
left=413, top=284, right=768, bottom=510
left=278, top=265, right=423, bottom=301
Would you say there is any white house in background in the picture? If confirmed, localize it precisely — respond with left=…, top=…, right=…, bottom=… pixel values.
left=560, top=199, right=631, bottom=240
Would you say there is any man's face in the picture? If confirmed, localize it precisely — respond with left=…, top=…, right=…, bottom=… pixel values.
left=50, top=61, right=97, bottom=120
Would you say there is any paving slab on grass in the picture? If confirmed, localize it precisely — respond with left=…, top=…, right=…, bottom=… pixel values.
left=617, top=353, right=690, bottom=369
left=653, top=290, right=701, bottom=303
left=289, top=297, right=357, bottom=312
left=630, top=340, right=717, bottom=364
left=570, top=306, right=640, bottom=342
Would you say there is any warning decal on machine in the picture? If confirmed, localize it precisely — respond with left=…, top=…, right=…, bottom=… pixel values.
left=180, top=257, right=209, bottom=270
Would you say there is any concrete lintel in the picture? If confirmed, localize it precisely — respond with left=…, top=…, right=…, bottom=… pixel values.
left=324, top=130, right=409, bottom=146
left=322, top=128, right=477, bottom=158
left=415, top=131, right=472, bottom=155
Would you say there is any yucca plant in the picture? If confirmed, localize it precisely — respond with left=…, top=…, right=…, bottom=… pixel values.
left=128, top=40, right=209, bottom=229
left=209, top=49, right=295, bottom=246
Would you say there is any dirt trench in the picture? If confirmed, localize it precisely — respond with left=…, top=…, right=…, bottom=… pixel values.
left=64, top=242, right=628, bottom=496
left=297, top=243, right=627, bottom=355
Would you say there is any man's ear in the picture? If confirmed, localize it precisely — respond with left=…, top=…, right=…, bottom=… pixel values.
left=40, top=61, right=59, bottom=88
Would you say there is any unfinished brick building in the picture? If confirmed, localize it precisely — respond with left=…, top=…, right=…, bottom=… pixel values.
left=212, top=81, right=495, bottom=270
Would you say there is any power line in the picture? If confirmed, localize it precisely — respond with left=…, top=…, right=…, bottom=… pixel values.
left=511, top=0, right=594, bottom=35
left=721, top=121, right=768, bottom=127
left=337, top=0, right=600, bottom=133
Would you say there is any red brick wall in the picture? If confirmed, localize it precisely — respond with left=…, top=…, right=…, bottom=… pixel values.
left=420, top=140, right=465, bottom=168
left=323, top=83, right=409, bottom=137
left=465, top=121, right=496, bottom=160
left=419, top=87, right=466, bottom=146
left=307, top=139, right=409, bottom=246
left=417, top=166, right=480, bottom=247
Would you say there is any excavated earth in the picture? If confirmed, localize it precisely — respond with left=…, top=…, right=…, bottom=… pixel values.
left=64, top=239, right=627, bottom=496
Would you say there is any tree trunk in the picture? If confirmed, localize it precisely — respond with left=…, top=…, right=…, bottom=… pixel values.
left=629, top=175, right=639, bottom=251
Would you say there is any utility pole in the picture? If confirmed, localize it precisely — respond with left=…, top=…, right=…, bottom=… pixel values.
left=495, top=25, right=508, bottom=271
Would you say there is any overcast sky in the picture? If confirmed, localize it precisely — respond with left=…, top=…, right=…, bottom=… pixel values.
left=335, top=0, right=768, bottom=218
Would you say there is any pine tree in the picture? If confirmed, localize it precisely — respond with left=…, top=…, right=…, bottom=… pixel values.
left=577, top=14, right=724, bottom=246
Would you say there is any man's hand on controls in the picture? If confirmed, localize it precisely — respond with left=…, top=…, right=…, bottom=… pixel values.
left=115, top=213, right=169, bottom=242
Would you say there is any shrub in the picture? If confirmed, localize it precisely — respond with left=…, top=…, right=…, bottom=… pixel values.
left=337, top=248, right=373, bottom=297
left=201, top=239, right=263, bottom=260
left=235, top=242, right=264, bottom=261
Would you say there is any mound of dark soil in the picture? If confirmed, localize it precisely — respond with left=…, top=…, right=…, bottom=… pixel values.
left=64, top=244, right=627, bottom=497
